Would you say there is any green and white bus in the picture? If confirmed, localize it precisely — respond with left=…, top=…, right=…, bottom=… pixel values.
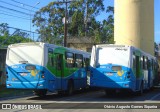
left=90, top=44, right=159, bottom=95
left=6, top=42, right=90, bottom=97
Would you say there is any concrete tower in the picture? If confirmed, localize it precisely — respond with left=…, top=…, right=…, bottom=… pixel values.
left=114, top=0, right=154, bottom=55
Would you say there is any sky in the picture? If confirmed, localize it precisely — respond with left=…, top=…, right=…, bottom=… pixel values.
left=0, top=0, right=159, bottom=43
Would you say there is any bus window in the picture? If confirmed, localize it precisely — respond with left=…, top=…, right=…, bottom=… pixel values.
left=151, top=59, right=154, bottom=70
left=56, top=55, right=62, bottom=70
left=48, top=48, right=54, bottom=67
left=48, top=56, right=54, bottom=67
left=147, top=60, right=150, bottom=70
left=75, top=54, right=83, bottom=68
left=133, top=55, right=136, bottom=68
left=140, top=56, right=143, bottom=69
left=143, top=56, right=145, bottom=69
left=145, top=57, right=148, bottom=70
left=84, top=58, right=90, bottom=71
left=65, top=52, right=74, bottom=68
left=84, top=58, right=90, bottom=67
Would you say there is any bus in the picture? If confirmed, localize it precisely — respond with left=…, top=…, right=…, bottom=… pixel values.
left=90, top=44, right=159, bottom=95
left=6, top=42, right=90, bottom=97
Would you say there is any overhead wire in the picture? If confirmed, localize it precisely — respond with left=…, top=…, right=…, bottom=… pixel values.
left=7, top=26, right=39, bottom=34
left=10, top=0, right=40, bottom=10
left=0, top=0, right=48, bottom=20
left=0, top=9, right=30, bottom=20
left=0, top=0, right=37, bottom=13
left=0, top=26, right=40, bottom=46
left=0, top=5, right=34, bottom=16
left=0, top=12, right=30, bottom=20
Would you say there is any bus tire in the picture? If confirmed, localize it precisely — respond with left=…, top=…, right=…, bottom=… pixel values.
left=34, top=89, right=47, bottom=97
left=66, top=80, right=74, bottom=95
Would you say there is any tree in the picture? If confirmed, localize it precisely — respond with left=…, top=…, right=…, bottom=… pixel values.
left=0, top=23, right=9, bottom=36
left=100, top=6, right=114, bottom=44
left=33, top=0, right=105, bottom=44
left=0, top=23, right=30, bottom=47
left=155, top=42, right=159, bottom=56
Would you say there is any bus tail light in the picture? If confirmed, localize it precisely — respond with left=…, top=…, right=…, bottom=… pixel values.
left=41, top=71, right=45, bottom=78
left=41, top=75, right=45, bottom=78
left=127, top=71, right=131, bottom=79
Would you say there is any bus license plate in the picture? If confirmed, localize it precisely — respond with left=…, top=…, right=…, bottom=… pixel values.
left=20, top=73, right=27, bottom=76
left=106, top=73, right=113, bottom=76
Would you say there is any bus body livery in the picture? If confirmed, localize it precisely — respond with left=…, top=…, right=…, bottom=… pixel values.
left=90, top=44, right=159, bottom=95
left=6, top=42, right=90, bottom=96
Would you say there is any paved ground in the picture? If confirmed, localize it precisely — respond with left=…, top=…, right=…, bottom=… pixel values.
left=0, top=87, right=160, bottom=112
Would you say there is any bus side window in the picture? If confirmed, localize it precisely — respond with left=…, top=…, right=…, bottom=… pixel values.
left=151, top=59, right=154, bottom=70
left=142, top=56, right=145, bottom=69
left=75, top=54, right=83, bottom=68
left=133, top=55, right=136, bottom=68
left=57, top=55, right=62, bottom=70
left=48, top=48, right=54, bottom=67
left=147, top=59, right=150, bottom=70
left=84, top=58, right=90, bottom=71
left=48, top=56, right=54, bottom=67
left=65, top=52, right=74, bottom=68
left=145, top=57, right=148, bottom=70
left=140, top=56, right=143, bottom=69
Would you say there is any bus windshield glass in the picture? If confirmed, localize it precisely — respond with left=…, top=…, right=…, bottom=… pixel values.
left=7, top=45, right=43, bottom=65
left=96, top=47, right=130, bottom=67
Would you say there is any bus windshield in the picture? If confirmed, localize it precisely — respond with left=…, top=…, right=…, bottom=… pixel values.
left=7, top=45, right=43, bottom=65
left=96, top=47, right=130, bottom=67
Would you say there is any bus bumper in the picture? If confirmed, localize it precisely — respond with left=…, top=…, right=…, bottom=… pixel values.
left=6, top=80, right=46, bottom=89
left=90, top=80, right=134, bottom=90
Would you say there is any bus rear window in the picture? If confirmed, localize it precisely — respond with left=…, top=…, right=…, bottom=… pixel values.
left=25, top=65, right=36, bottom=70
left=112, top=66, right=122, bottom=71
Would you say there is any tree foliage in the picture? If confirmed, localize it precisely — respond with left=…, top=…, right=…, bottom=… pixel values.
left=155, top=42, right=159, bottom=56
left=0, top=23, right=30, bottom=47
left=101, top=6, right=114, bottom=43
left=32, top=0, right=115, bottom=45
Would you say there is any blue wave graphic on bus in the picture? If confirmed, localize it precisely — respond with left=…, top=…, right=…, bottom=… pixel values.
left=6, top=64, right=87, bottom=92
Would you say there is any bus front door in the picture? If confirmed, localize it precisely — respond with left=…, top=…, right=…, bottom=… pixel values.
left=133, top=54, right=140, bottom=91
left=135, top=56, right=140, bottom=90
left=55, top=54, right=64, bottom=90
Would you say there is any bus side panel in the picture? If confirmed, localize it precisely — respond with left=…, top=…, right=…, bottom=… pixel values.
left=73, top=68, right=87, bottom=89
left=43, top=67, right=57, bottom=92
left=61, top=68, right=87, bottom=91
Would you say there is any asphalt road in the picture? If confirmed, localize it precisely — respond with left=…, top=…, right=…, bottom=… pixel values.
left=0, top=87, right=160, bottom=112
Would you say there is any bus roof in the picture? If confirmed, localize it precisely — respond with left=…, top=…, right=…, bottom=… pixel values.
left=94, top=44, right=155, bottom=59
left=8, top=42, right=90, bottom=57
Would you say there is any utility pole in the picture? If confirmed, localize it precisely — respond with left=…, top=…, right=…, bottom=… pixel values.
left=85, top=0, right=88, bottom=37
left=64, top=0, right=68, bottom=47
left=54, top=0, right=75, bottom=47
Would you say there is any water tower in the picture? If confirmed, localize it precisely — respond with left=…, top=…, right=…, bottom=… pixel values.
left=114, top=0, right=154, bottom=55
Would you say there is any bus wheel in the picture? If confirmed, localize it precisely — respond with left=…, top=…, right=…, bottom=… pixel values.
left=34, top=89, right=47, bottom=97
left=66, top=81, right=74, bottom=95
